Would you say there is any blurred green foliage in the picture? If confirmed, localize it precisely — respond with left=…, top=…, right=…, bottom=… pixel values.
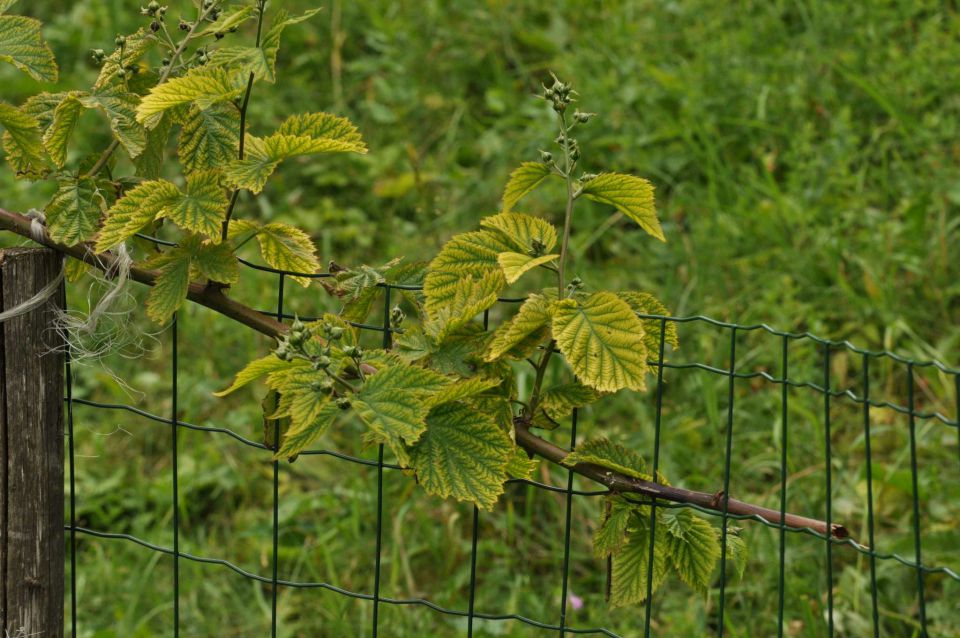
left=2, top=0, right=958, bottom=636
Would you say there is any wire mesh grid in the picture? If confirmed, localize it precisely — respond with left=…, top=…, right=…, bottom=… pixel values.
left=61, top=254, right=960, bottom=637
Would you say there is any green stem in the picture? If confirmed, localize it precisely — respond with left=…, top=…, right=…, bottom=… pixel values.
left=527, top=340, right=556, bottom=418
left=555, top=110, right=576, bottom=299
left=221, top=0, right=267, bottom=242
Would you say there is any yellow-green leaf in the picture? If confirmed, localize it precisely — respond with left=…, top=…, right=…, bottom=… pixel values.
left=502, top=161, right=551, bottom=212
left=136, top=67, right=245, bottom=128
left=146, top=250, right=192, bottom=323
left=497, top=251, right=557, bottom=284
left=552, top=291, right=649, bottom=393
left=484, top=293, right=553, bottom=362
left=43, top=93, right=83, bottom=167
left=409, top=402, right=512, bottom=510
left=229, top=220, right=320, bottom=286
left=96, top=179, right=180, bottom=251
left=257, top=8, right=323, bottom=80
left=594, top=498, right=633, bottom=558
left=79, top=87, right=146, bottom=158
left=134, top=112, right=173, bottom=178
left=481, top=212, right=558, bottom=254
left=276, top=401, right=339, bottom=460
left=505, top=445, right=538, bottom=480
left=425, top=269, right=504, bottom=341
left=158, top=169, right=227, bottom=239
left=563, top=438, right=650, bottom=481
left=94, top=29, right=152, bottom=89
left=580, top=172, right=663, bottom=242
left=618, top=291, right=679, bottom=352
left=178, top=103, right=240, bottom=174
left=277, top=112, right=366, bottom=150
left=214, top=354, right=299, bottom=396
left=0, top=13, right=57, bottom=82
left=423, top=229, right=512, bottom=313
left=45, top=178, right=103, bottom=245
left=198, top=5, right=256, bottom=36
left=193, top=241, right=239, bottom=284
left=0, top=100, right=45, bottom=177
left=425, top=376, right=501, bottom=408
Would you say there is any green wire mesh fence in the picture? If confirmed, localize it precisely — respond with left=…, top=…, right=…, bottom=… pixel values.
left=62, top=248, right=960, bottom=637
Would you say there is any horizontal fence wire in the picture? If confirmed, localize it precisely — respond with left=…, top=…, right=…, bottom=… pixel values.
left=62, top=251, right=960, bottom=636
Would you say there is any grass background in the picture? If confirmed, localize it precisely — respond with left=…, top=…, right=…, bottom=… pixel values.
left=1, top=0, right=959, bottom=635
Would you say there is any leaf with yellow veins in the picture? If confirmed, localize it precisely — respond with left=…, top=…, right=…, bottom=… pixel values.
left=497, top=251, right=557, bottom=284
left=157, top=169, right=228, bottom=240
left=43, top=93, right=83, bottom=167
left=423, top=229, right=512, bottom=313
left=611, top=515, right=668, bottom=606
left=229, top=219, right=321, bottom=286
left=136, top=67, right=246, bottom=128
left=662, top=509, right=721, bottom=594
left=481, top=212, right=558, bottom=254
left=178, top=104, right=240, bottom=174
left=409, top=402, right=512, bottom=510
left=96, top=180, right=180, bottom=252
left=562, top=438, right=650, bottom=481
left=0, top=11, right=58, bottom=82
left=580, top=172, right=663, bottom=242
left=425, top=269, right=504, bottom=341
left=502, top=161, right=551, bottom=212
left=484, top=293, right=553, bottom=362
left=0, top=100, right=46, bottom=178
left=618, top=291, right=680, bottom=353
left=145, top=250, right=192, bottom=324
left=275, top=401, right=339, bottom=460
left=44, top=177, right=104, bottom=245
left=552, top=291, right=649, bottom=392
left=214, top=355, right=306, bottom=396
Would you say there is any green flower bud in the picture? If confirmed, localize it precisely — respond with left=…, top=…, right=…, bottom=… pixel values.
left=150, top=20, right=161, bottom=32
left=179, top=19, right=189, bottom=31
left=328, top=327, right=344, bottom=340
left=539, top=150, right=552, bottom=163
left=336, top=397, right=352, bottom=410
left=114, top=35, right=126, bottom=47
left=314, top=356, right=331, bottom=369
left=116, top=68, right=127, bottom=78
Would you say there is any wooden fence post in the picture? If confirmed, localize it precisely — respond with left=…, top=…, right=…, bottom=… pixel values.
left=0, top=248, right=64, bottom=638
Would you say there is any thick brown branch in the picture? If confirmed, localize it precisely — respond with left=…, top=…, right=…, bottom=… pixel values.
left=0, top=208, right=286, bottom=340
left=514, top=422, right=849, bottom=540
left=1, top=206, right=848, bottom=540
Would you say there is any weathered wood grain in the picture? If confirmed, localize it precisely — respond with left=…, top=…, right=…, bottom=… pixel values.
left=1, top=248, right=64, bottom=638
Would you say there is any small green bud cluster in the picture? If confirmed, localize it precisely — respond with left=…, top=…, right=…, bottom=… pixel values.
left=567, top=276, right=584, bottom=294
left=90, top=48, right=106, bottom=65
left=572, top=109, right=595, bottom=124
left=555, top=133, right=581, bottom=162
left=203, top=0, right=221, bottom=22
left=543, top=75, right=574, bottom=113
left=530, top=239, right=546, bottom=257
left=390, top=306, right=406, bottom=332
left=274, top=317, right=314, bottom=361
left=141, top=2, right=166, bottom=31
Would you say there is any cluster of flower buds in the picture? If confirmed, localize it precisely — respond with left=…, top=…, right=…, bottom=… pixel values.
left=572, top=109, right=595, bottom=124
left=555, top=133, right=581, bottom=162
left=543, top=75, right=574, bottom=113
left=203, top=0, right=221, bottom=22
left=141, top=1, right=167, bottom=31
left=530, top=238, right=546, bottom=257
left=567, top=276, right=584, bottom=294
left=90, top=48, right=107, bottom=65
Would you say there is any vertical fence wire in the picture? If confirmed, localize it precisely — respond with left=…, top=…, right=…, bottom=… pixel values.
left=171, top=312, right=180, bottom=635
left=906, top=364, right=927, bottom=635
left=63, top=286, right=78, bottom=638
left=372, top=285, right=392, bottom=636
left=776, top=336, right=789, bottom=638
left=862, top=354, right=879, bottom=638
left=642, top=319, right=668, bottom=638
left=716, top=327, right=737, bottom=637
left=557, top=408, right=578, bottom=635
left=270, top=273, right=285, bottom=636
left=468, top=306, right=490, bottom=637
left=823, top=343, right=834, bottom=637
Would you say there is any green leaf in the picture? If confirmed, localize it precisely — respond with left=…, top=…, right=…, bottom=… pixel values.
left=563, top=438, right=650, bottom=481
left=136, top=67, right=245, bottom=128
left=594, top=498, right=633, bottom=558
left=0, top=13, right=57, bottom=82
left=94, top=29, right=153, bottom=89
left=0, top=1, right=18, bottom=14
left=662, top=509, right=721, bottom=593
left=193, top=241, right=239, bottom=284
left=257, top=8, right=323, bottom=80
left=223, top=129, right=366, bottom=194
left=618, top=291, right=679, bottom=353
left=214, top=354, right=298, bottom=396
left=146, top=249, right=192, bottom=323
left=539, top=382, right=600, bottom=421
left=275, top=401, right=339, bottom=460
left=198, top=5, right=256, bottom=36
left=425, top=269, right=504, bottom=341
left=79, top=87, right=146, bottom=158
left=424, top=229, right=512, bottom=313
left=134, top=112, right=173, bottom=178
left=610, top=513, right=668, bottom=607
left=354, top=364, right=449, bottom=465
left=178, top=104, right=240, bottom=174
left=497, top=251, right=557, bottom=284
left=95, top=179, right=180, bottom=251
left=158, top=169, right=227, bottom=239
left=230, top=220, right=321, bottom=286
left=502, top=161, right=551, bottom=212
left=45, top=178, right=103, bottom=245
left=425, top=376, right=501, bottom=408
left=277, top=112, right=366, bottom=150
left=43, top=93, right=83, bottom=167
left=0, top=100, right=45, bottom=177
left=505, top=445, right=538, bottom=480
left=269, top=368, right=331, bottom=427
left=580, top=172, right=663, bottom=242
left=209, top=46, right=274, bottom=83
left=484, top=293, right=552, bottom=362
left=481, top=212, right=558, bottom=254
left=409, top=402, right=512, bottom=510
left=552, top=291, right=649, bottom=393
left=724, top=529, right=748, bottom=582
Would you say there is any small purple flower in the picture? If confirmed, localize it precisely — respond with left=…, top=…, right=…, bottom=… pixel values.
left=568, top=592, right=584, bottom=611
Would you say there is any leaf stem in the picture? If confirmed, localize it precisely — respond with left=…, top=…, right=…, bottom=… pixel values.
left=527, top=340, right=556, bottom=418
left=556, top=109, right=576, bottom=299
